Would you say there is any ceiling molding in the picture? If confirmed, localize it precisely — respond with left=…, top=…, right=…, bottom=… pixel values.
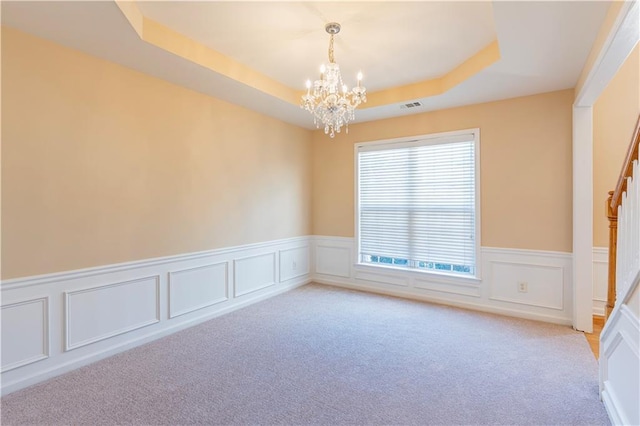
left=115, top=0, right=501, bottom=111
left=2, top=1, right=611, bottom=129
left=574, top=0, right=639, bottom=107
left=115, top=0, right=299, bottom=106
left=365, top=41, right=501, bottom=108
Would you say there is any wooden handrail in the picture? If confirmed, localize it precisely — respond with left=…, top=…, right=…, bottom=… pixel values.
left=611, top=115, right=640, bottom=211
left=606, top=115, right=640, bottom=321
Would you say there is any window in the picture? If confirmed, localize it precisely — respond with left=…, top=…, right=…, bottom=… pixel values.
left=356, top=130, right=480, bottom=278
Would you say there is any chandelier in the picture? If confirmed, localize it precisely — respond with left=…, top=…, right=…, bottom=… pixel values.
left=301, top=22, right=367, bottom=138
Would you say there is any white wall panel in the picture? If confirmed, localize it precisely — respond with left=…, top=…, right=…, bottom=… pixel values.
left=1, top=298, right=49, bottom=372
left=601, top=305, right=640, bottom=426
left=355, top=269, right=409, bottom=287
left=279, top=246, right=309, bottom=282
left=169, top=263, right=228, bottom=318
left=414, top=278, right=481, bottom=298
left=233, top=253, right=276, bottom=297
left=316, top=245, right=351, bottom=278
left=593, top=247, right=608, bottom=316
left=488, top=262, right=564, bottom=310
left=65, top=276, right=160, bottom=350
left=607, top=338, right=639, bottom=425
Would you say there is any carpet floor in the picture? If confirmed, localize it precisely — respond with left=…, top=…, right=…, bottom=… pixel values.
left=1, top=283, right=610, bottom=425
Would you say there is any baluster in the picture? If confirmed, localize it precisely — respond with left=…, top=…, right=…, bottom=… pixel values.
left=606, top=191, right=618, bottom=319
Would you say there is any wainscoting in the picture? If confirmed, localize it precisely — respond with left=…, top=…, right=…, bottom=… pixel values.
left=0, top=235, right=616, bottom=396
left=600, top=303, right=640, bottom=425
left=0, top=237, right=311, bottom=395
left=312, top=236, right=574, bottom=325
left=599, top=251, right=640, bottom=425
left=593, top=247, right=609, bottom=317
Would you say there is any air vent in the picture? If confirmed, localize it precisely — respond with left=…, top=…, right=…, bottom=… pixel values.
left=400, top=101, right=422, bottom=109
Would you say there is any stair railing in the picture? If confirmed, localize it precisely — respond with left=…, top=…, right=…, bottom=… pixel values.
left=605, top=115, right=640, bottom=320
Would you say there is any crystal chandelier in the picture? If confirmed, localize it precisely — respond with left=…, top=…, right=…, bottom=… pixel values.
left=301, top=22, right=367, bottom=138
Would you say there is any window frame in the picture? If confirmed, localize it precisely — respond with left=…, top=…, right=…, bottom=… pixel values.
left=354, top=128, right=482, bottom=281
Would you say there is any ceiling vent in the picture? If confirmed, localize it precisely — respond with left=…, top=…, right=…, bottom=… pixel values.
left=400, top=101, right=422, bottom=109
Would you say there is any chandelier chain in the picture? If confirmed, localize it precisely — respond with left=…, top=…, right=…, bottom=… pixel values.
left=328, top=34, right=335, bottom=64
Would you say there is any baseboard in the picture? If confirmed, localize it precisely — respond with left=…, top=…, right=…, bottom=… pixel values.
left=1, top=237, right=312, bottom=395
left=592, top=299, right=606, bottom=317
left=601, top=386, right=625, bottom=426
left=315, top=278, right=573, bottom=326
left=311, top=236, right=574, bottom=326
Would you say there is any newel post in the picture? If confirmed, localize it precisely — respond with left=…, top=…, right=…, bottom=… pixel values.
left=605, top=190, right=618, bottom=321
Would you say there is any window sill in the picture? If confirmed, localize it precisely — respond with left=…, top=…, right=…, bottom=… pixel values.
left=354, top=262, right=482, bottom=285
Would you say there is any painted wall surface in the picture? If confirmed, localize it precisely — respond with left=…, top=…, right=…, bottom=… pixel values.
left=1, top=27, right=312, bottom=279
left=312, top=90, right=574, bottom=253
left=593, top=45, right=640, bottom=247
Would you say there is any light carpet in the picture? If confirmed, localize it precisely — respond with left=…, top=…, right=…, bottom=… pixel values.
left=1, top=283, right=610, bottom=425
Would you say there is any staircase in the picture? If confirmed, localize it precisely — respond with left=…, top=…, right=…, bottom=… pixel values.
left=600, top=115, right=640, bottom=425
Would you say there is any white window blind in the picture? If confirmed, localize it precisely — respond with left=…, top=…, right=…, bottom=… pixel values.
left=357, top=132, right=478, bottom=276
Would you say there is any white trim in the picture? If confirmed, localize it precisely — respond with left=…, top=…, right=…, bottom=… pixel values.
left=575, top=0, right=640, bottom=107
left=573, top=105, right=594, bottom=333
left=353, top=262, right=482, bottom=285
left=602, top=386, right=625, bottom=426
left=1, top=236, right=309, bottom=291
left=593, top=246, right=609, bottom=258
left=355, top=130, right=477, bottom=151
left=482, top=246, right=572, bottom=260
left=312, top=235, right=355, bottom=243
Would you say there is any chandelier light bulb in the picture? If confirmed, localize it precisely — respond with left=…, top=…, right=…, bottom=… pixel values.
left=300, top=22, right=367, bottom=138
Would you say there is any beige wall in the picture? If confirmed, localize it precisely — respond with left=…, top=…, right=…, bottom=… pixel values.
left=1, top=27, right=312, bottom=279
left=593, top=45, right=640, bottom=248
left=312, top=89, right=574, bottom=252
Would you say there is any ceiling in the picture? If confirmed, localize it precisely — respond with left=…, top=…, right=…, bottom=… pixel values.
left=136, top=2, right=498, bottom=91
left=2, top=1, right=611, bottom=130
